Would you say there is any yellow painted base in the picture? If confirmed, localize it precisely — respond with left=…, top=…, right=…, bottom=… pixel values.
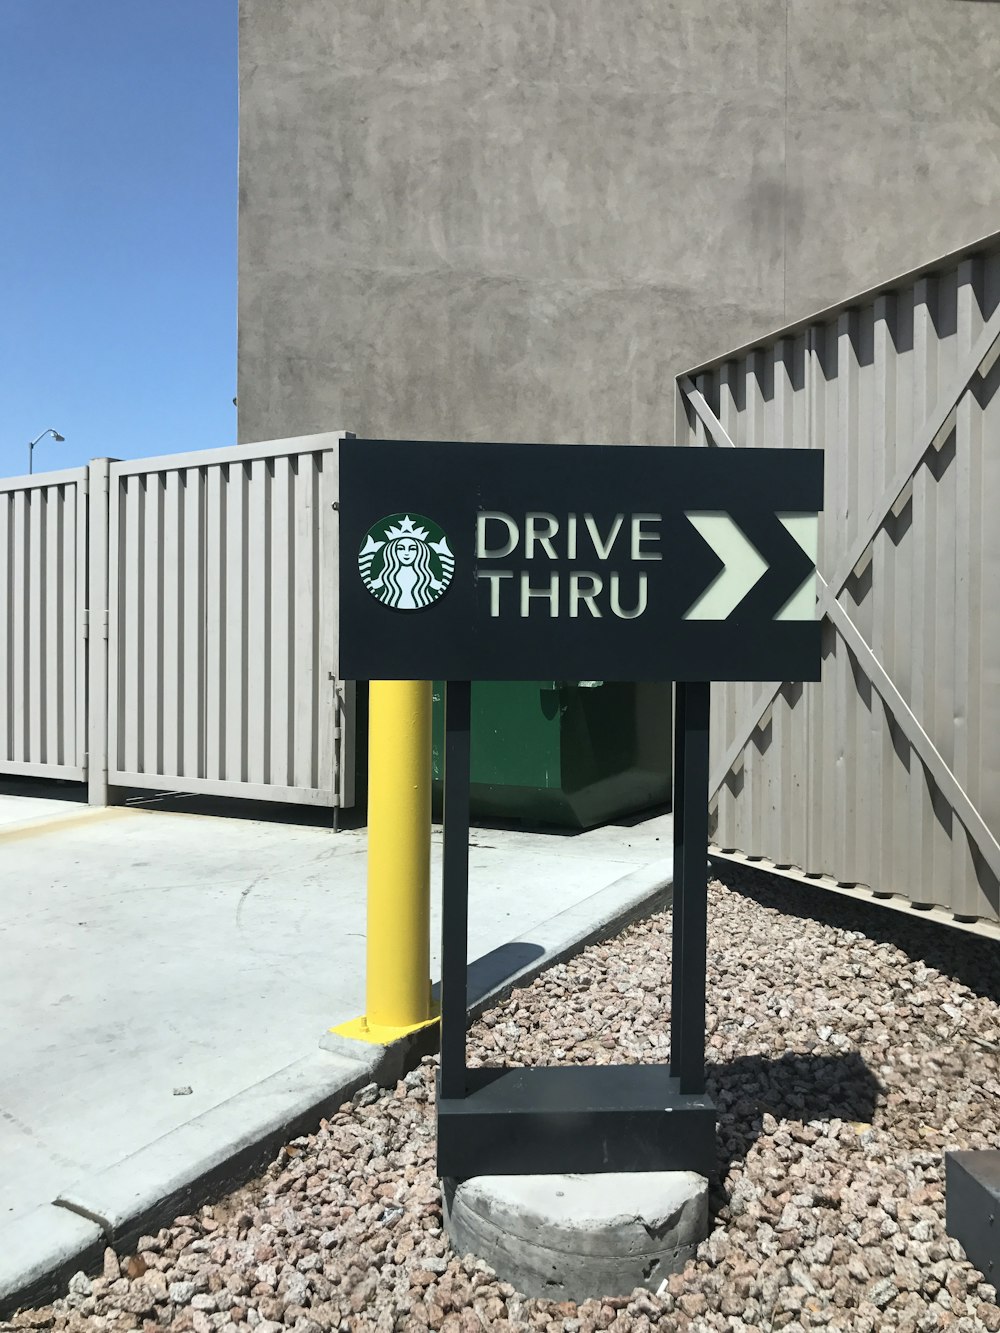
left=330, top=1008, right=440, bottom=1046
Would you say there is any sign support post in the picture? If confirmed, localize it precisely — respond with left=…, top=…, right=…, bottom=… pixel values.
left=440, top=680, right=472, bottom=1100
left=671, top=681, right=710, bottom=1095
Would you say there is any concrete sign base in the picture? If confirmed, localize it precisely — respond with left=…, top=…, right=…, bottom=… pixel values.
left=442, top=1170, right=708, bottom=1301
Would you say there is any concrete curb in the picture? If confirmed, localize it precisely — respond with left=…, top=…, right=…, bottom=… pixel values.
left=53, top=1050, right=380, bottom=1255
left=2, top=856, right=673, bottom=1318
left=0, top=1206, right=105, bottom=1318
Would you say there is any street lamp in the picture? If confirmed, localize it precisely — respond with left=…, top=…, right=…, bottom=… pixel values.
left=28, top=428, right=65, bottom=475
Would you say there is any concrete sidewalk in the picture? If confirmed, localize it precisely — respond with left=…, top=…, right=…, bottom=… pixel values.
left=0, top=787, right=672, bottom=1312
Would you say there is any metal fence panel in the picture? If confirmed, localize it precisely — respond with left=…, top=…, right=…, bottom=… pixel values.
left=107, top=433, right=352, bottom=807
left=0, top=469, right=88, bottom=781
left=676, top=234, right=1000, bottom=930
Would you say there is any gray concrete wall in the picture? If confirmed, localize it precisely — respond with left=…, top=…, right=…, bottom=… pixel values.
left=237, top=0, right=1000, bottom=447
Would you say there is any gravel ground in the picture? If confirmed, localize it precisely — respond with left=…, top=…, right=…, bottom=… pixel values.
left=5, top=864, right=1000, bottom=1333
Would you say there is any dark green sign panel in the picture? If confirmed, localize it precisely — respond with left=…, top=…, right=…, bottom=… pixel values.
left=338, top=439, right=824, bottom=683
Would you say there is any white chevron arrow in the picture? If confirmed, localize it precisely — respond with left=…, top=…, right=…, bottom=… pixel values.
left=683, top=513, right=768, bottom=620
left=774, top=513, right=819, bottom=621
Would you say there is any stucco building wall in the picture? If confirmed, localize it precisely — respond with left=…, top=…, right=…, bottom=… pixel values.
left=238, top=0, right=1000, bottom=445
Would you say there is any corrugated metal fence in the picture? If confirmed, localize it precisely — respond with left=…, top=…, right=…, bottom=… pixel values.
left=0, top=468, right=88, bottom=781
left=107, top=438, right=344, bottom=805
left=676, top=235, right=1000, bottom=930
left=0, top=432, right=354, bottom=811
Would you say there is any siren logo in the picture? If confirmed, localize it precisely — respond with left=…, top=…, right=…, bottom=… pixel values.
left=358, top=513, right=455, bottom=610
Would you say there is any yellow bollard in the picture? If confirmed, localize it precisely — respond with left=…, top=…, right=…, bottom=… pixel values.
left=331, top=680, right=438, bottom=1044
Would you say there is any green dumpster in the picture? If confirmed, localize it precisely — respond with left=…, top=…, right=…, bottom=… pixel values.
left=431, top=681, right=672, bottom=829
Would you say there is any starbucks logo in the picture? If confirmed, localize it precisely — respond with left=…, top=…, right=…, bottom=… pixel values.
left=358, top=513, right=455, bottom=610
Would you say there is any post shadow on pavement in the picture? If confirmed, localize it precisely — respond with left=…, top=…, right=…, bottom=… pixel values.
left=432, top=941, right=547, bottom=1014
left=716, top=858, right=1000, bottom=1006
left=704, top=1049, right=883, bottom=1209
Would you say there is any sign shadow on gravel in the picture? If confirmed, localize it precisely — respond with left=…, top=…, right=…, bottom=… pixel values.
left=705, top=1049, right=882, bottom=1200
left=723, top=864, right=1000, bottom=1005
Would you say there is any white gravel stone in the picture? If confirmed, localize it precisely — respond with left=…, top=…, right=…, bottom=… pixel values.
left=4, top=865, right=999, bottom=1331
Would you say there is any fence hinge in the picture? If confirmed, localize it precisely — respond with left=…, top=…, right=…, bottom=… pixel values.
left=331, top=672, right=342, bottom=741
left=83, top=611, right=110, bottom=640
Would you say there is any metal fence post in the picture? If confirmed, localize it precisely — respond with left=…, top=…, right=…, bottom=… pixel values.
left=87, top=458, right=114, bottom=807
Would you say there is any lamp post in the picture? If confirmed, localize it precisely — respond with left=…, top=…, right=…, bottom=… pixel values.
left=28, top=428, right=65, bottom=475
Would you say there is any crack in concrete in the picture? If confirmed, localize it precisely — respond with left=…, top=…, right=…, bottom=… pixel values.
left=51, top=1197, right=113, bottom=1243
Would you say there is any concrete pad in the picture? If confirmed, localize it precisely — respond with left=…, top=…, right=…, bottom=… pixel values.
left=0, top=793, right=77, bottom=828
left=443, top=1171, right=708, bottom=1300
left=0, top=803, right=671, bottom=1230
left=55, top=1049, right=379, bottom=1253
left=0, top=792, right=111, bottom=841
left=55, top=863, right=674, bottom=1256
left=0, top=795, right=672, bottom=1312
left=0, top=1204, right=104, bottom=1316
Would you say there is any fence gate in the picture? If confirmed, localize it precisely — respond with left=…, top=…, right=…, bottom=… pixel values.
left=0, top=468, right=88, bottom=781
left=106, top=432, right=353, bottom=808
left=675, top=236, right=1000, bottom=932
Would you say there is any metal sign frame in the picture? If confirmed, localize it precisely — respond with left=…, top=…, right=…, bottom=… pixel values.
left=436, top=679, right=717, bottom=1177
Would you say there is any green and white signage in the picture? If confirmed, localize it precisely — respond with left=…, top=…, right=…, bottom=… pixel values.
left=358, top=513, right=455, bottom=610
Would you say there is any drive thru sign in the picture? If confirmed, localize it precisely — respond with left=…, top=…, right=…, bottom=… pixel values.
left=338, top=438, right=824, bottom=1178
left=338, top=439, right=823, bottom=684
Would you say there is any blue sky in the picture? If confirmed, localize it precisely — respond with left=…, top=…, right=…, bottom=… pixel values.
left=0, top=1, right=236, bottom=479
